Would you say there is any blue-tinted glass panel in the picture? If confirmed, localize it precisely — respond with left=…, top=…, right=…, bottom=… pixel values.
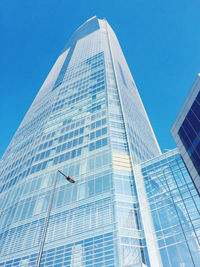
left=178, top=127, right=191, bottom=149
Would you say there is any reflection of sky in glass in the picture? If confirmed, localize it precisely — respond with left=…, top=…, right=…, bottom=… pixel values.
left=140, top=149, right=200, bottom=267
left=0, top=16, right=161, bottom=266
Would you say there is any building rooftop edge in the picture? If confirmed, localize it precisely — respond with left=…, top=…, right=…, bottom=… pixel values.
left=61, top=16, right=105, bottom=54
left=136, top=148, right=179, bottom=167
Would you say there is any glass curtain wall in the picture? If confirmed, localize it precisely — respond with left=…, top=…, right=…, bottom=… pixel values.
left=136, top=149, right=200, bottom=267
left=0, top=17, right=162, bottom=267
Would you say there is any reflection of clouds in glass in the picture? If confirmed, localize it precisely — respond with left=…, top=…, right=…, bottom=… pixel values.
left=140, top=150, right=200, bottom=266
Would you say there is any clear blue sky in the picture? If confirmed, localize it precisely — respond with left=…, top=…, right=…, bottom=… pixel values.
left=0, top=0, right=200, bottom=158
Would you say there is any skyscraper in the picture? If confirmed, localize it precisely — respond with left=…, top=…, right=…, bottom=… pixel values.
left=171, top=74, right=200, bottom=194
left=0, top=16, right=199, bottom=267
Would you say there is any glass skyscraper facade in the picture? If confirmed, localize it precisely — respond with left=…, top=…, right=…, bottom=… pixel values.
left=0, top=16, right=199, bottom=267
left=171, top=74, right=200, bottom=195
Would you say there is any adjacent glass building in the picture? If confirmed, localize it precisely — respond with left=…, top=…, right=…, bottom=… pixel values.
left=135, top=149, right=200, bottom=267
left=171, top=74, right=200, bottom=194
left=0, top=16, right=199, bottom=267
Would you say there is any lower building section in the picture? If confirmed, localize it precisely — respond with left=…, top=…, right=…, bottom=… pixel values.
left=1, top=150, right=200, bottom=266
left=0, top=232, right=116, bottom=267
